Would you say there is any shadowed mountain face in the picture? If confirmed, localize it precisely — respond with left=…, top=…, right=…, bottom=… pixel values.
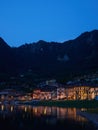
left=0, top=38, right=14, bottom=73
left=0, top=30, right=98, bottom=79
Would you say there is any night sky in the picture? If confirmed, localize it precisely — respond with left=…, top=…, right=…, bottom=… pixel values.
left=0, top=0, right=98, bottom=47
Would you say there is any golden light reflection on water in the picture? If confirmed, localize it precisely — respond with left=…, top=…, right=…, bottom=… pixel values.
left=24, top=106, right=27, bottom=112
left=43, top=107, right=47, bottom=115
left=10, top=106, right=14, bottom=112
left=1, top=105, right=4, bottom=111
left=0, top=105, right=87, bottom=123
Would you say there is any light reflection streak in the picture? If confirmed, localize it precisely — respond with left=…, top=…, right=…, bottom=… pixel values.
left=0, top=105, right=87, bottom=123
left=11, top=106, right=14, bottom=112
left=1, top=105, right=4, bottom=111
left=25, top=106, right=27, bottom=112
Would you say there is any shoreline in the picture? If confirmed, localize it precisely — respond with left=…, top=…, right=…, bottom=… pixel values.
left=77, top=111, right=98, bottom=128
left=19, top=100, right=98, bottom=108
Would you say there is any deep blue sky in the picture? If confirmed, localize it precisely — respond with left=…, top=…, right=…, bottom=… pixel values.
left=0, top=0, right=98, bottom=47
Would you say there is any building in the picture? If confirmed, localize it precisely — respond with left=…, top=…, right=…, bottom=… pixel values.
left=32, top=85, right=98, bottom=100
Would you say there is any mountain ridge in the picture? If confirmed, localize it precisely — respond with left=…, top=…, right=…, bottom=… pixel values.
left=0, top=29, right=98, bottom=82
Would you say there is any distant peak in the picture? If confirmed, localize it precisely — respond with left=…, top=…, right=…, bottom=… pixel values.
left=0, top=37, right=10, bottom=48
left=91, top=29, right=98, bottom=33
left=75, top=29, right=98, bottom=40
left=37, top=40, right=47, bottom=44
left=0, top=37, right=5, bottom=42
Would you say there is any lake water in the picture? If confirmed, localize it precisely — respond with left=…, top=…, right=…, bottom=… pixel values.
left=0, top=105, right=97, bottom=130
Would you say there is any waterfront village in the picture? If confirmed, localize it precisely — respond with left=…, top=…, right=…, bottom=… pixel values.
left=0, top=72, right=98, bottom=104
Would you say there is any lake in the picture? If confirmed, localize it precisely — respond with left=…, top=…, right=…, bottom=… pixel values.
left=0, top=105, right=97, bottom=130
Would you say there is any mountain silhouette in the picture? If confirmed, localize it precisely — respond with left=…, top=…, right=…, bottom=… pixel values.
left=0, top=30, right=98, bottom=81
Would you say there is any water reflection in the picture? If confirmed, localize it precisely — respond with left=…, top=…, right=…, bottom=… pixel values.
left=0, top=105, right=97, bottom=130
left=17, top=106, right=87, bottom=122
left=1, top=105, right=4, bottom=111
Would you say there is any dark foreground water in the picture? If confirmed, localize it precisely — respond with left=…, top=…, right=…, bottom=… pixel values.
left=0, top=105, right=97, bottom=130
